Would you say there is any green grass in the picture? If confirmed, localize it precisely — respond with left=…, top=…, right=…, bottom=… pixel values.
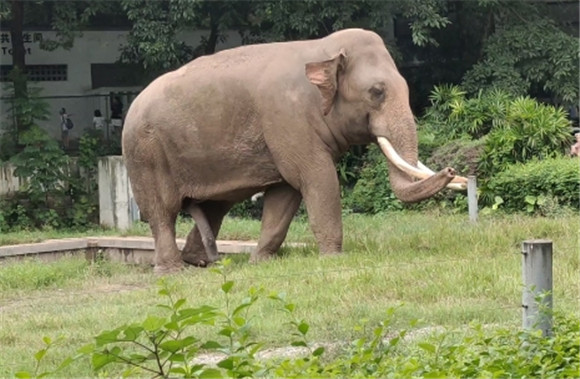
left=0, top=212, right=578, bottom=377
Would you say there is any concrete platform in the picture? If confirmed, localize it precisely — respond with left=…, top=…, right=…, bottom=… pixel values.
left=0, top=237, right=295, bottom=265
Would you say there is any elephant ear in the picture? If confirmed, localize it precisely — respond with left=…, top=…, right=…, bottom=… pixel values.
left=305, top=49, right=346, bottom=116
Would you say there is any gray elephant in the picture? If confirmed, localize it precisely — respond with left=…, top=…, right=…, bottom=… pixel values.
left=122, top=28, right=467, bottom=274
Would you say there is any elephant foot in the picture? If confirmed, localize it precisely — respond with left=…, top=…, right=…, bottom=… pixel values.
left=153, top=262, right=184, bottom=275
left=182, top=251, right=220, bottom=268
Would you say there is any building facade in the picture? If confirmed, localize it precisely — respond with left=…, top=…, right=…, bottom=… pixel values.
left=0, top=30, right=242, bottom=143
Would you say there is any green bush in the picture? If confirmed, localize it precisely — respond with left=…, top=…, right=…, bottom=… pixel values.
left=0, top=129, right=101, bottom=231
left=478, top=97, right=572, bottom=176
left=344, top=145, right=403, bottom=214
left=483, top=157, right=579, bottom=214
left=229, top=198, right=263, bottom=220
left=419, top=85, right=573, bottom=182
left=420, top=86, right=514, bottom=141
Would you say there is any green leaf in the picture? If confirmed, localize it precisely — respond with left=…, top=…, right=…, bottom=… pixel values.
left=142, top=316, right=166, bottom=331
left=95, top=329, right=121, bottom=346
left=233, top=316, right=246, bottom=327
left=122, top=325, right=144, bottom=341
left=221, top=281, right=234, bottom=294
left=424, top=370, right=444, bottom=378
left=199, top=368, right=224, bottom=378
left=291, top=341, right=307, bottom=347
left=173, top=298, right=186, bottom=310
left=159, top=336, right=197, bottom=353
left=14, top=371, right=32, bottom=378
left=218, top=327, right=233, bottom=337
left=232, top=302, right=252, bottom=316
left=42, top=336, right=52, bottom=345
left=92, top=352, right=118, bottom=371
left=418, top=342, right=437, bottom=353
left=217, top=357, right=234, bottom=370
left=170, top=367, right=187, bottom=375
left=525, top=195, right=537, bottom=205
left=34, top=349, right=47, bottom=362
left=201, top=340, right=223, bottom=349
left=77, top=343, right=95, bottom=354
left=55, top=356, right=75, bottom=371
left=298, top=321, right=309, bottom=335
left=313, top=346, right=325, bottom=357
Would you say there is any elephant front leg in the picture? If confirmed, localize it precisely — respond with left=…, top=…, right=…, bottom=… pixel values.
left=251, top=183, right=302, bottom=263
left=300, top=163, right=343, bottom=255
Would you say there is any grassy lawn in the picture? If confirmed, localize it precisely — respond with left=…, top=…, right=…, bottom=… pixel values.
left=0, top=212, right=578, bottom=377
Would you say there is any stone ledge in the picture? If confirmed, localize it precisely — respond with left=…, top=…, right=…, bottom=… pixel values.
left=0, top=237, right=306, bottom=261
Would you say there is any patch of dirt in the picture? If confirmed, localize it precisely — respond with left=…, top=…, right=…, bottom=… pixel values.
left=191, top=326, right=450, bottom=366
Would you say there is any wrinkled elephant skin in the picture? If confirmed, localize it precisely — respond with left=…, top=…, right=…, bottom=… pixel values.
left=122, top=28, right=459, bottom=274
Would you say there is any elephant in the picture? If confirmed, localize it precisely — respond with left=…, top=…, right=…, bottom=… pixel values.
left=122, top=28, right=467, bottom=274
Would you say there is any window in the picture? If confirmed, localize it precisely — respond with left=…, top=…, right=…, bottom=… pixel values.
left=91, top=63, right=142, bottom=89
left=0, top=64, right=67, bottom=82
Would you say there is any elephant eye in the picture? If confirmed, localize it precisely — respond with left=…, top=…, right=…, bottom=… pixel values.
left=369, top=85, right=385, bottom=100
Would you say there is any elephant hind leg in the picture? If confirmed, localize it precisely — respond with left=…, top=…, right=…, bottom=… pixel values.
left=150, top=213, right=183, bottom=274
left=183, top=201, right=220, bottom=266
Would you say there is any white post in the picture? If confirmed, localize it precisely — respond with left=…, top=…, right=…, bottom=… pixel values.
left=522, top=240, right=553, bottom=336
left=98, top=156, right=140, bottom=230
left=467, top=175, right=478, bottom=223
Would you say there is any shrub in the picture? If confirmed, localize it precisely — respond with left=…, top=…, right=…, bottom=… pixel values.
left=7, top=126, right=71, bottom=229
left=229, top=198, right=263, bottom=220
left=1, top=128, right=101, bottom=230
left=344, top=145, right=403, bottom=214
left=419, top=85, right=573, bottom=181
left=483, top=157, right=579, bottom=214
left=478, top=97, right=572, bottom=177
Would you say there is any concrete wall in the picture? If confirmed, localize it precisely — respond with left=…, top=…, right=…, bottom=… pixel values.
left=0, top=160, right=81, bottom=197
left=98, top=156, right=139, bottom=230
left=0, top=164, right=23, bottom=197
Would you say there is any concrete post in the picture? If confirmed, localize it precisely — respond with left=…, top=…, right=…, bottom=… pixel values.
left=522, top=240, right=553, bottom=336
left=98, top=156, right=140, bottom=230
left=467, top=176, right=478, bottom=223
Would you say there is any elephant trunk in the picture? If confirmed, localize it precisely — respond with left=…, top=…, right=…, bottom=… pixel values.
left=376, top=136, right=467, bottom=203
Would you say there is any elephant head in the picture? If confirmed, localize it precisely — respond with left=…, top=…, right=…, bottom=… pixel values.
left=305, top=30, right=467, bottom=202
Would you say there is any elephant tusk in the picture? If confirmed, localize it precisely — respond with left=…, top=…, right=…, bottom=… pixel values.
left=377, top=137, right=467, bottom=191
left=377, top=137, right=431, bottom=180
left=418, top=161, right=468, bottom=188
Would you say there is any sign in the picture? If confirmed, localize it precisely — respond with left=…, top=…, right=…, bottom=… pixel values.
left=0, top=32, right=44, bottom=56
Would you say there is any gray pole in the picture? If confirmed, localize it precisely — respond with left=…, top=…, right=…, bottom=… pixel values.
left=467, top=176, right=478, bottom=223
left=522, top=240, right=553, bottom=336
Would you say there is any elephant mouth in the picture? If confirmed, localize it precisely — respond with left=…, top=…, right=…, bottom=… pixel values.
left=376, top=136, right=468, bottom=191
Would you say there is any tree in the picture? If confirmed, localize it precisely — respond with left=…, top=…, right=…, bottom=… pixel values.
left=462, top=13, right=579, bottom=104
left=7, top=0, right=27, bottom=136
left=119, top=0, right=254, bottom=77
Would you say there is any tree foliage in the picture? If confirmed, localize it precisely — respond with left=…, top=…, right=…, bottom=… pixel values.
left=463, top=17, right=579, bottom=104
